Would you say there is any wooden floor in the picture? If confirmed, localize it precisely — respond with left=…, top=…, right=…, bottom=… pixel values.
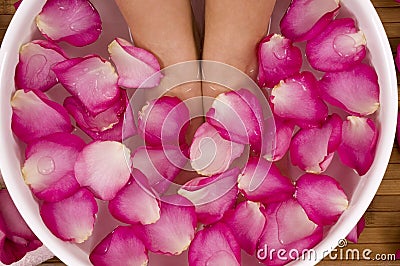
left=0, top=0, right=399, bottom=265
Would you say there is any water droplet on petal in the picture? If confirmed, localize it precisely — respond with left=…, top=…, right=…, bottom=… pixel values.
left=37, top=156, right=55, bottom=175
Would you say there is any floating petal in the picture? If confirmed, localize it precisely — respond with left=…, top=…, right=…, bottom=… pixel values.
left=36, top=0, right=102, bottom=47
left=337, top=116, right=378, bottom=176
left=262, top=116, right=294, bottom=162
left=74, top=141, right=132, bottom=200
left=346, top=216, right=366, bottom=243
left=108, top=38, right=162, bottom=88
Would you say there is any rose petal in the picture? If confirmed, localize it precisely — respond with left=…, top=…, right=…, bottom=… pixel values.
left=270, top=72, right=328, bottom=128
left=290, top=114, right=342, bottom=173
left=52, top=55, right=120, bottom=115
left=262, top=116, right=294, bottom=162
left=337, top=116, right=378, bottom=176
left=257, top=34, right=302, bottom=88
left=134, top=195, right=197, bottom=255
left=131, top=145, right=187, bottom=194
left=178, top=168, right=239, bottom=225
left=280, top=0, right=340, bottom=41
left=15, top=40, right=68, bottom=92
left=40, top=188, right=98, bottom=243
left=319, top=64, right=380, bottom=116
left=108, top=38, right=162, bottom=88
left=89, top=226, right=148, bottom=266
left=74, top=141, right=132, bottom=200
left=190, top=122, right=244, bottom=176
left=13, top=0, right=22, bottom=10
left=11, top=90, right=72, bottom=143
left=189, top=223, right=240, bottom=266
left=296, top=173, right=349, bottom=225
left=36, top=0, right=102, bottom=47
left=396, top=44, right=400, bottom=72
left=222, top=201, right=266, bottom=255
left=346, top=216, right=365, bottom=243
left=206, top=88, right=264, bottom=151
left=22, top=133, right=85, bottom=202
left=138, top=96, right=189, bottom=147
left=306, top=18, right=366, bottom=72
left=109, top=169, right=161, bottom=225
left=238, top=157, right=295, bottom=204
left=257, top=202, right=323, bottom=265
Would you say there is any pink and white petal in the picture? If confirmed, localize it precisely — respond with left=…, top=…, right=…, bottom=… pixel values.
left=257, top=34, right=302, bottom=88
left=290, top=114, right=342, bottom=173
left=262, top=116, right=294, bottom=162
left=178, top=168, right=239, bottom=225
left=337, top=116, right=378, bottom=176
left=40, top=188, right=98, bottom=243
left=36, top=0, right=102, bottom=47
left=206, top=88, right=264, bottom=149
left=346, top=216, right=365, bottom=243
left=131, top=146, right=187, bottom=194
left=190, top=122, right=244, bottom=176
left=271, top=72, right=328, bottom=128
left=15, top=40, right=68, bottom=92
left=109, top=38, right=162, bottom=88
left=319, top=64, right=380, bottom=116
left=257, top=202, right=323, bottom=265
left=138, top=96, right=189, bottom=147
left=109, top=169, right=160, bottom=225
left=280, top=0, right=340, bottom=41
left=238, top=158, right=295, bottom=204
left=11, top=90, right=72, bottom=143
left=222, top=201, right=266, bottom=255
left=295, top=174, right=348, bottom=225
left=22, top=133, right=85, bottom=202
left=135, top=195, right=196, bottom=255
left=306, top=18, right=366, bottom=72
left=89, top=226, right=148, bottom=266
left=74, top=141, right=132, bottom=200
left=189, top=223, right=240, bottom=266
left=52, top=55, right=120, bottom=115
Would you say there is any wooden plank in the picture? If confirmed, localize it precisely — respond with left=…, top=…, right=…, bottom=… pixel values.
left=376, top=8, right=400, bottom=23
left=364, top=211, right=400, bottom=227
left=368, top=195, right=400, bottom=211
left=376, top=180, right=400, bottom=195
left=358, top=227, right=400, bottom=243
left=383, top=23, right=400, bottom=38
left=0, top=0, right=16, bottom=15
left=383, top=164, right=400, bottom=180
left=371, top=0, right=400, bottom=8
left=0, top=14, right=12, bottom=29
left=389, top=148, right=400, bottom=164
left=389, top=37, right=400, bottom=51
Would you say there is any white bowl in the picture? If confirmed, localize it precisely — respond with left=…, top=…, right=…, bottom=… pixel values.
left=0, top=0, right=397, bottom=265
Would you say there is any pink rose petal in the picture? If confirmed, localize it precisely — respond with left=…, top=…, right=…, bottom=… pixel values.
left=52, top=55, right=120, bottom=115
left=138, top=96, right=189, bottom=147
left=190, top=122, right=244, bottom=176
left=22, top=133, right=85, bottom=202
left=11, top=90, right=72, bottom=143
left=257, top=202, right=323, bottom=265
left=296, top=173, right=349, bottom=225
left=222, top=201, right=266, bottom=255
left=13, top=0, right=22, bottom=10
left=178, top=168, right=239, bottom=225
left=206, top=88, right=264, bottom=151
left=15, top=40, right=68, bottom=92
left=319, top=64, right=380, bottom=116
left=74, top=141, right=132, bottom=200
left=270, top=72, right=328, bottom=128
left=346, top=216, right=365, bottom=243
left=396, top=44, right=400, bottom=72
left=306, top=18, right=366, bottom=72
left=257, top=34, right=302, bottom=88
left=0, top=190, right=42, bottom=265
left=109, top=38, right=162, bottom=88
left=262, top=116, right=295, bottom=162
left=109, top=169, right=161, bottom=225
left=89, top=226, right=148, bottom=266
left=36, top=0, right=102, bottom=47
left=189, top=223, right=240, bottom=266
left=280, top=0, right=340, bottom=42
left=134, top=195, right=197, bottom=255
left=131, top=145, right=187, bottom=194
left=337, top=116, right=378, bottom=176
left=238, top=157, right=295, bottom=204
left=290, top=114, right=342, bottom=173
left=40, top=188, right=98, bottom=243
